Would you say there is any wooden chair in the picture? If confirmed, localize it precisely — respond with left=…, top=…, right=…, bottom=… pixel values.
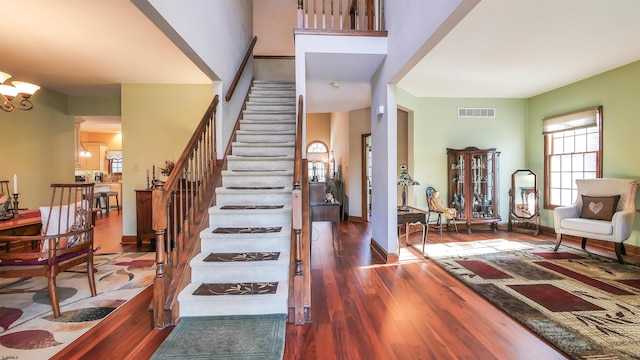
left=0, top=183, right=97, bottom=318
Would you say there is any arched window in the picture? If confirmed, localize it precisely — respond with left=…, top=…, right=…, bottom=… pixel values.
left=307, top=141, right=328, bottom=182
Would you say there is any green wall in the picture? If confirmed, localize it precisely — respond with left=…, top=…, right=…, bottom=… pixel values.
left=527, top=60, right=640, bottom=246
left=121, top=83, right=213, bottom=236
left=0, top=88, right=73, bottom=208
left=398, top=88, right=527, bottom=223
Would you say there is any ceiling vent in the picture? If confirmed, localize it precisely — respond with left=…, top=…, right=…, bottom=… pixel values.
left=458, top=108, right=496, bottom=118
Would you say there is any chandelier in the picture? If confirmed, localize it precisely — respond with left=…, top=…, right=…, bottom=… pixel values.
left=0, top=71, right=41, bottom=112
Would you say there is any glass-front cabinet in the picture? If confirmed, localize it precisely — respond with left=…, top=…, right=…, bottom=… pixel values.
left=447, top=147, right=500, bottom=233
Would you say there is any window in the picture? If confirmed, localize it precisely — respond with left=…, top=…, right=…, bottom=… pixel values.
left=106, top=150, right=123, bottom=174
left=307, top=141, right=328, bottom=182
left=543, top=106, right=602, bottom=208
left=110, top=159, right=123, bottom=174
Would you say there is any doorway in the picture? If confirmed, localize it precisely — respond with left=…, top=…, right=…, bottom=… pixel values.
left=361, top=134, right=372, bottom=222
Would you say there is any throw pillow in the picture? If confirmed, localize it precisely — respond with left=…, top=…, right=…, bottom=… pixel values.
left=580, top=195, right=620, bottom=221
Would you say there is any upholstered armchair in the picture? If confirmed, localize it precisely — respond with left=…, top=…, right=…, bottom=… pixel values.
left=553, top=178, right=640, bottom=263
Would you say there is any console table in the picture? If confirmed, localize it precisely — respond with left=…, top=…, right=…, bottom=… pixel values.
left=397, top=207, right=427, bottom=255
left=309, top=181, right=341, bottom=256
left=311, top=202, right=341, bottom=255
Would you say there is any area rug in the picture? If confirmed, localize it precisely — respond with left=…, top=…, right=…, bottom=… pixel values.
left=420, top=239, right=640, bottom=360
left=150, top=314, right=286, bottom=359
left=0, top=252, right=155, bottom=359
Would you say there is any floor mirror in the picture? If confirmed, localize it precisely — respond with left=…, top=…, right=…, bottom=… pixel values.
left=508, top=169, right=540, bottom=236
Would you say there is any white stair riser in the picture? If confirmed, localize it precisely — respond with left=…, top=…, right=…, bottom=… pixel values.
left=209, top=213, right=291, bottom=229
left=221, top=173, right=292, bottom=187
left=240, top=122, right=296, bottom=132
left=227, top=159, right=293, bottom=171
left=236, top=133, right=295, bottom=143
left=243, top=112, right=295, bottom=121
left=190, top=266, right=290, bottom=283
left=231, top=144, right=294, bottom=157
left=199, top=233, right=290, bottom=253
left=215, top=192, right=291, bottom=206
left=248, top=96, right=296, bottom=104
left=246, top=104, right=295, bottom=112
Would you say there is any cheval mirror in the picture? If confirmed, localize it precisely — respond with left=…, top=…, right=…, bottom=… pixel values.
left=508, top=169, right=540, bottom=236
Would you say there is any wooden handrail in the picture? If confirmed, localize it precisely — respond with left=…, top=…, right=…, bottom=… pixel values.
left=151, top=95, right=219, bottom=329
left=225, top=36, right=257, bottom=102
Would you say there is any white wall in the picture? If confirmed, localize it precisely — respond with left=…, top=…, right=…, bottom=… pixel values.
left=369, top=0, right=478, bottom=255
left=143, top=0, right=254, bottom=158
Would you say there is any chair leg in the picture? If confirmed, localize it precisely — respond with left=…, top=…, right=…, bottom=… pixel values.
left=451, top=218, right=459, bottom=234
left=554, top=233, right=563, bottom=251
left=581, top=237, right=587, bottom=250
left=438, top=214, right=443, bottom=238
left=87, top=251, right=97, bottom=297
left=48, top=274, right=61, bottom=318
left=615, top=243, right=625, bottom=264
left=620, top=243, right=627, bottom=255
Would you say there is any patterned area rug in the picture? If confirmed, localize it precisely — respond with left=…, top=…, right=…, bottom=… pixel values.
left=0, top=252, right=155, bottom=359
left=421, top=239, right=640, bottom=359
left=150, top=314, right=286, bottom=359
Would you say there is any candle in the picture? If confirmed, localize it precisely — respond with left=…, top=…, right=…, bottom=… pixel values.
left=13, top=174, right=17, bottom=194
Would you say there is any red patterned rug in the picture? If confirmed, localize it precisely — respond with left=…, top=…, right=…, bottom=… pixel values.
left=422, top=239, right=640, bottom=359
left=0, top=252, right=155, bottom=359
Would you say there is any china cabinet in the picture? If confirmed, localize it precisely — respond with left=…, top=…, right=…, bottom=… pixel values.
left=447, top=147, right=500, bottom=233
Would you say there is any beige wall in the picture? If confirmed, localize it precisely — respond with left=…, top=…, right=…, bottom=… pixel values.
left=121, top=83, right=213, bottom=236
left=253, top=0, right=296, bottom=56
left=306, top=113, right=331, bottom=149
left=347, top=107, right=372, bottom=218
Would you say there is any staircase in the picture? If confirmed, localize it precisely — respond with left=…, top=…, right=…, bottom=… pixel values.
left=177, top=80, right=295, bottom=317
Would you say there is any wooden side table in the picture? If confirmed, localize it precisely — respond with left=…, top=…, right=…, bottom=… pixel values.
left=397, top=207, right=427, bottom=255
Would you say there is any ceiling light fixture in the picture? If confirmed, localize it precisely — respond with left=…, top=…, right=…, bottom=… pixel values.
left=79, top=143, right=92, bottom=158
left=331, top=82, right=340, bottom=88
left=0, top=71, right=41, bottom=112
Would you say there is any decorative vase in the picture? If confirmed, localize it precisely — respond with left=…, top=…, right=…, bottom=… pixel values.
left=401, top=185, right=408, bottom=210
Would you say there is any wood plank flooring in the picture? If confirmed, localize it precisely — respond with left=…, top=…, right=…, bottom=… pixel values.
left=66, top=211, right=639, bottom=359
left=283, top=222, right=572, bottom=359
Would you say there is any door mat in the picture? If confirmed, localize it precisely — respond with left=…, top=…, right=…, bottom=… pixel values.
left=151, top=314, right=286, bottom=359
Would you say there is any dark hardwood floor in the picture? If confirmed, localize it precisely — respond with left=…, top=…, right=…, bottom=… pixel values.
left=64, top=211, right=638, bottom=359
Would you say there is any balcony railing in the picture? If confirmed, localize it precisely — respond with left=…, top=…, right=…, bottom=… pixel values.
left=297, top=0, right=385, bottom=31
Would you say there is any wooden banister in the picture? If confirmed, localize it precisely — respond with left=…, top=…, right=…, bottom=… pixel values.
left=289, top=94, right=311, bottom=324
left=225, top=36, right=257, bottom=102
left=151, top=95, right=219, bottom=329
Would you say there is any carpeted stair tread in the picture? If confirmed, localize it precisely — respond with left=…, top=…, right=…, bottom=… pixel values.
left=193, top=282, right=279, bottom=296
left=220, top=205, right=284, bottom=210
left=212, top=226, right=282, bottom=234
left=203, top=252, right=281, bottom=262
left=225, top=186, right=285, bottom=190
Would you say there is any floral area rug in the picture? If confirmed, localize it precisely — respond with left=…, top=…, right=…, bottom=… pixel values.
left=0, top=252, right=155, bottom=359
left=420, top=239, right=640, bottom=359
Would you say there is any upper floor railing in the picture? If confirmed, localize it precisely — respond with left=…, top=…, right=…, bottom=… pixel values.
left=297, top=0, right=385, bottom=31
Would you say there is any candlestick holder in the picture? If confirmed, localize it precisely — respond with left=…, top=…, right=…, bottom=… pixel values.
left=12, top=193, right=20, bottom=218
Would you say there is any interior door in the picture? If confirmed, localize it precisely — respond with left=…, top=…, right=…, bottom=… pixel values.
left=361, top=134, right=372, bottom=222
